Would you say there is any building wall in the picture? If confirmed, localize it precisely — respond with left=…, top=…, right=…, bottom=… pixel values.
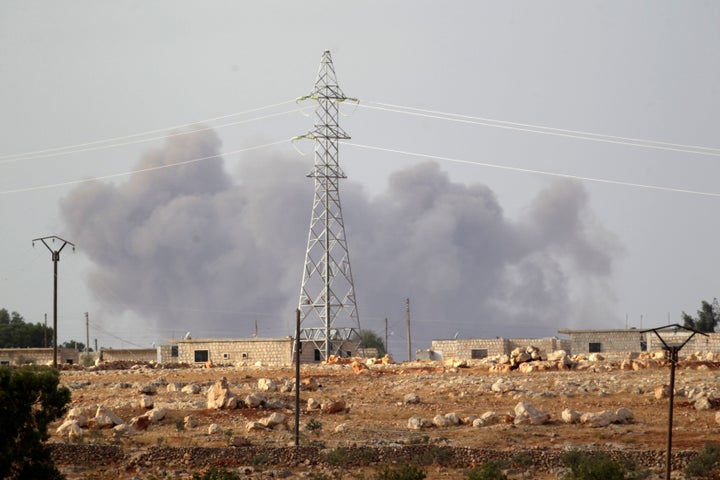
left=646, top=332, right=720, bottom=354
left=175, top=338, right=294, bottom=366
left=0, top=347, right=79, bottom=365
left=562, top=330, right=645, bottom=355
left=429, top=337, right=570, bottom=360
left=100, top=348, right=157, bottom=363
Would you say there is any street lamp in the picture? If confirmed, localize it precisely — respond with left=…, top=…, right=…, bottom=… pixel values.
left=641, top=323, right=707, bottom=480
left=32, top=236, right=75, bottom=369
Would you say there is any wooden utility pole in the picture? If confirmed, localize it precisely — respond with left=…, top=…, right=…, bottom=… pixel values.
left=406, top=298, right=412, bottom=362
left=85, top=312, right=90, bottom=357
left=384, top=318, right=388, bottom=356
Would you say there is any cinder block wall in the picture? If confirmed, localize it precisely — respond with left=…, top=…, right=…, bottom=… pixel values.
left=568, top=331, right=644, bottom=356
left=176, top=338, right=294, bottom=366
left=101, top=348, right=157, bottom=363
left=0, top=347, right=78, bottom=365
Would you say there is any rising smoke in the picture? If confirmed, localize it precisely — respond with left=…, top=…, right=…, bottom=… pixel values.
left=60, top=127, right=620, bottom=350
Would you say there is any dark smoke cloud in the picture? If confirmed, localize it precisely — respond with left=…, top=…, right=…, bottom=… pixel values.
left=60, top=127, right=620, bottom=351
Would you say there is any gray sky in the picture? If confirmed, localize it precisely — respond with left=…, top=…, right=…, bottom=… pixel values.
left=1, top=1, right=719, bottom=359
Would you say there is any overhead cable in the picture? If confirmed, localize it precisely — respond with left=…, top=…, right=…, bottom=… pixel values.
left=342, top=142, right=720, bottom=198
left=0, top=100, right=298, bottom=164
left=0, top=139, right=290, bottom=195
left=359, top=102, right=720, bottom=158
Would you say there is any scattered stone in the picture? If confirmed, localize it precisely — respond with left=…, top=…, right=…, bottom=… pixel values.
left=403, top=393, right=420, bottom=404
left=301, top=377, right=320, bottom=391
left=129, top=414, right=150, bottom=431
left=514, top=401, right=550, bottom=425
left=491, top=379, right=515, bottom=393
left=407, top=416, right=432, bottom=430
left=615, top=407, right=634, bottom=423
left=258, top=378, right=277, bottom=392
left=139, top=383, right=157, bottom=395
left=181, top=383, right=201, bottom=394
left=307, top=398, right=321, bottom=410
left=654, top=385, right=671, bottom=400
left=321, top=399, right=347, bottom=414
left=208, top=423, right=221, bottom=435
left=432, top=415, right=450, bottom=427
left=244, top=391, right=266, bottom=408
left=259, top=412, right=286, bottom=428
left=184, top=415, right=197, bottom=429
left=580, top=410, right=618, bottom=427
left=139, top=394, right=154, bottom=409
left=561, top=408, right=581, bottom=424
left=147, top=407, right=167, bottom=423
left=207, top=377, right=238, bottom=409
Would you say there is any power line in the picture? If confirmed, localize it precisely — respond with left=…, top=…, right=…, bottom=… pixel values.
left=359, top=102, right=720, bottom=158
left=0, top=99, right=297, bottom=163
left=0, top=139, right=290, bottom=195
left=342, top=142, right=720, bottom=198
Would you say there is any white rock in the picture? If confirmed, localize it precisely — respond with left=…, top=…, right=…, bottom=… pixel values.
left=208, top=423, right=221, bottom=435
left=96, top=405, right=124, bottom=426
left=245, top=391, right=266, bottom=408
left=184, top=415, right=197, bottom=429
left=147, top=407, right=167, bottom=422
left=139, top=394, right=154, bottom=409
left=615, top=407, right=634, bottom=423
left=408, top=416, right=432, bottom=430
left=403, top=393, right=421, bottom=404
left=181, top=383, right=201, bottom=394
left=580, top=410, right=618, bottom=427
left=444, top=412, right=461, bottom=425
left=259, top=412, right=286, bottom=428
left=561, top=408, right=581, bottom=424
left=514, top=401, right=549, bottom=425
left=258, top=378, right=277, bottom=392
left=307, top=397, right=321, bottom=410
left=432, top=414, right=450, bottom=427
left=491, top=379, right=515, bottom=393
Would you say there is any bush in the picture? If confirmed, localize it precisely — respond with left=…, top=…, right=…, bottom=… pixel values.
left=374, top=464, right=426, bottom=480
left=561, top=450, right=648, bottom=480
left=326, top=447, right=349, bottom=465
left=684, top=442, right=720, bottom=478
left=192, top=465, right=241, bottom=480
left=0, top=366, right=71, bottom=480
left=466, top=462, right=508, bottom=480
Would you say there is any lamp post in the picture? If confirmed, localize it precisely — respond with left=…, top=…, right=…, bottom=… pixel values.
left=641, top=323, right=707, bottom=480
left=33, top=236, right=75, bottom=369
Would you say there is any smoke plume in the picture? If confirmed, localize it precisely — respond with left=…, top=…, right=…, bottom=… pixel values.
left=60, top=127, right=619, bottom=351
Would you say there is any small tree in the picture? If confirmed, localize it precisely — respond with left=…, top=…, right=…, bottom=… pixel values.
left=0, top=366, right=71, bottom=479
left=682, top=298, right=720, bottom=333
left=358, top=329, right=387, bottom=356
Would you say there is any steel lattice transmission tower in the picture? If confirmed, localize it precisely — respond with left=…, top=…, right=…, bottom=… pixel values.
left=294, top=50, right=361, bottom=361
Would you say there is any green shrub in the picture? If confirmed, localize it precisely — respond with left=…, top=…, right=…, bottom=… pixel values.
left=373, top=463, right=426, bottom=480
left=561, top=450, right=648, bottom=480
left=684, top=442, right=720, bottom=478
left=465, top=462, right=509, bottom=480
left=306, top=417, right=323, bottom=436
left=326, top=447, right=349, bottom=465
left=192, top=465, right=241, bottom=480
left=0, top=366, right=71, bottom=480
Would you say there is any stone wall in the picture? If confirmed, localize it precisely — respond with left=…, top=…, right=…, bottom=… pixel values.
left=561, top=330, right=645, bottom=356
left=0, top=347, right=79, bottom=365
left=101, top=348, right=158, bottom=363
left=174, top=338, right=294, bottom=366
left=429, top=337, right=569, bottom=361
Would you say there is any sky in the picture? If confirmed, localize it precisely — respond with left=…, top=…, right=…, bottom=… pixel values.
left=1, top=1, right=720, bottom=360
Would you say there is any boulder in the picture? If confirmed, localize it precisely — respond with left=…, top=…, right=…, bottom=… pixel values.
left=580, top=410, right=618, bottom=427
left=615, top=407, right=634, bottom=423
left=96, top=405, right=124, bottom=426
left=66, top=407, right=90, bottom=427
left=588, top=353, right=605, bottom=362
left=307, top=397, right=321, bottom=410
left=259, top=412, right=286, bottom=428
left=57, top=419, right=83, bottom=438
left=407, top=416, right=432, bottom=430
left=208, top=423, right=222, bottom=435
left=229, top=436, right=250, bottom=446
left=147, top=407, right=168, bottom=423
left=432, top=414, right=450, bottom=427
left=491, top=379, right=515, bottom=393
left=321, top=399, right=347, bottom=414
left=245, top=391, right=266, bottom=408
left=181, top=383, right=201, bottom=394
left=139, top=394, right=154, bottom=409
left=207, top=377, right=237, bottom=409
left=513, top=401, right=550, bottom=425
left=139, top=383, right=157, bottom=395
left=184, top=415, right=198, bottom=429
left=561, top=408, right=581, bottom=424
left=129, top=414, right=150, bottom=431
left=655, top=385, right=671, bottom=400
left=444, top=412, right=462, bottom=425
left=403, top=393, right=421, bottom=405
left=258, top=378, right=277, bottom=392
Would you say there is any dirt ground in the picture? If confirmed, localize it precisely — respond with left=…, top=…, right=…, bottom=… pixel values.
left=50, top=359, right=720, bottom=479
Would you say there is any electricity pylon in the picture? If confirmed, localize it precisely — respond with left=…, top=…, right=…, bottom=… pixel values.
left=294, top=50, right=361, bottom=361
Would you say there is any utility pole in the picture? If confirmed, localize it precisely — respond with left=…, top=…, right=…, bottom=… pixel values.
left=295, top=50, right=361, bottom=361
left=384, top=318, right=388, bottom=356
left=33, top=236, right=75, bottom=369
left=85, top=312, right=90, bottom=358
left=406, top=298, right=412, bottom=362
left=94, top=338, right=98, bottom=354
left=44, top=313, right=48, bottom=348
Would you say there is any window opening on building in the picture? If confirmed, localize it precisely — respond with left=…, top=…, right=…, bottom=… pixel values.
left=471, top=349, right=488, bottom=359
left=588, top=342, right=602, bottom=353
left=171, top=345, right=179, bottom=357
left=314, top=349, right=321, bottom=362
left=194, top=350, right=209, bottom=362
left=222, top=353, right=230, bottom=360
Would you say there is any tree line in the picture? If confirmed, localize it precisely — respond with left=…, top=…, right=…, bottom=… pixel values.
left=0, top=308, right=91, bottom=351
